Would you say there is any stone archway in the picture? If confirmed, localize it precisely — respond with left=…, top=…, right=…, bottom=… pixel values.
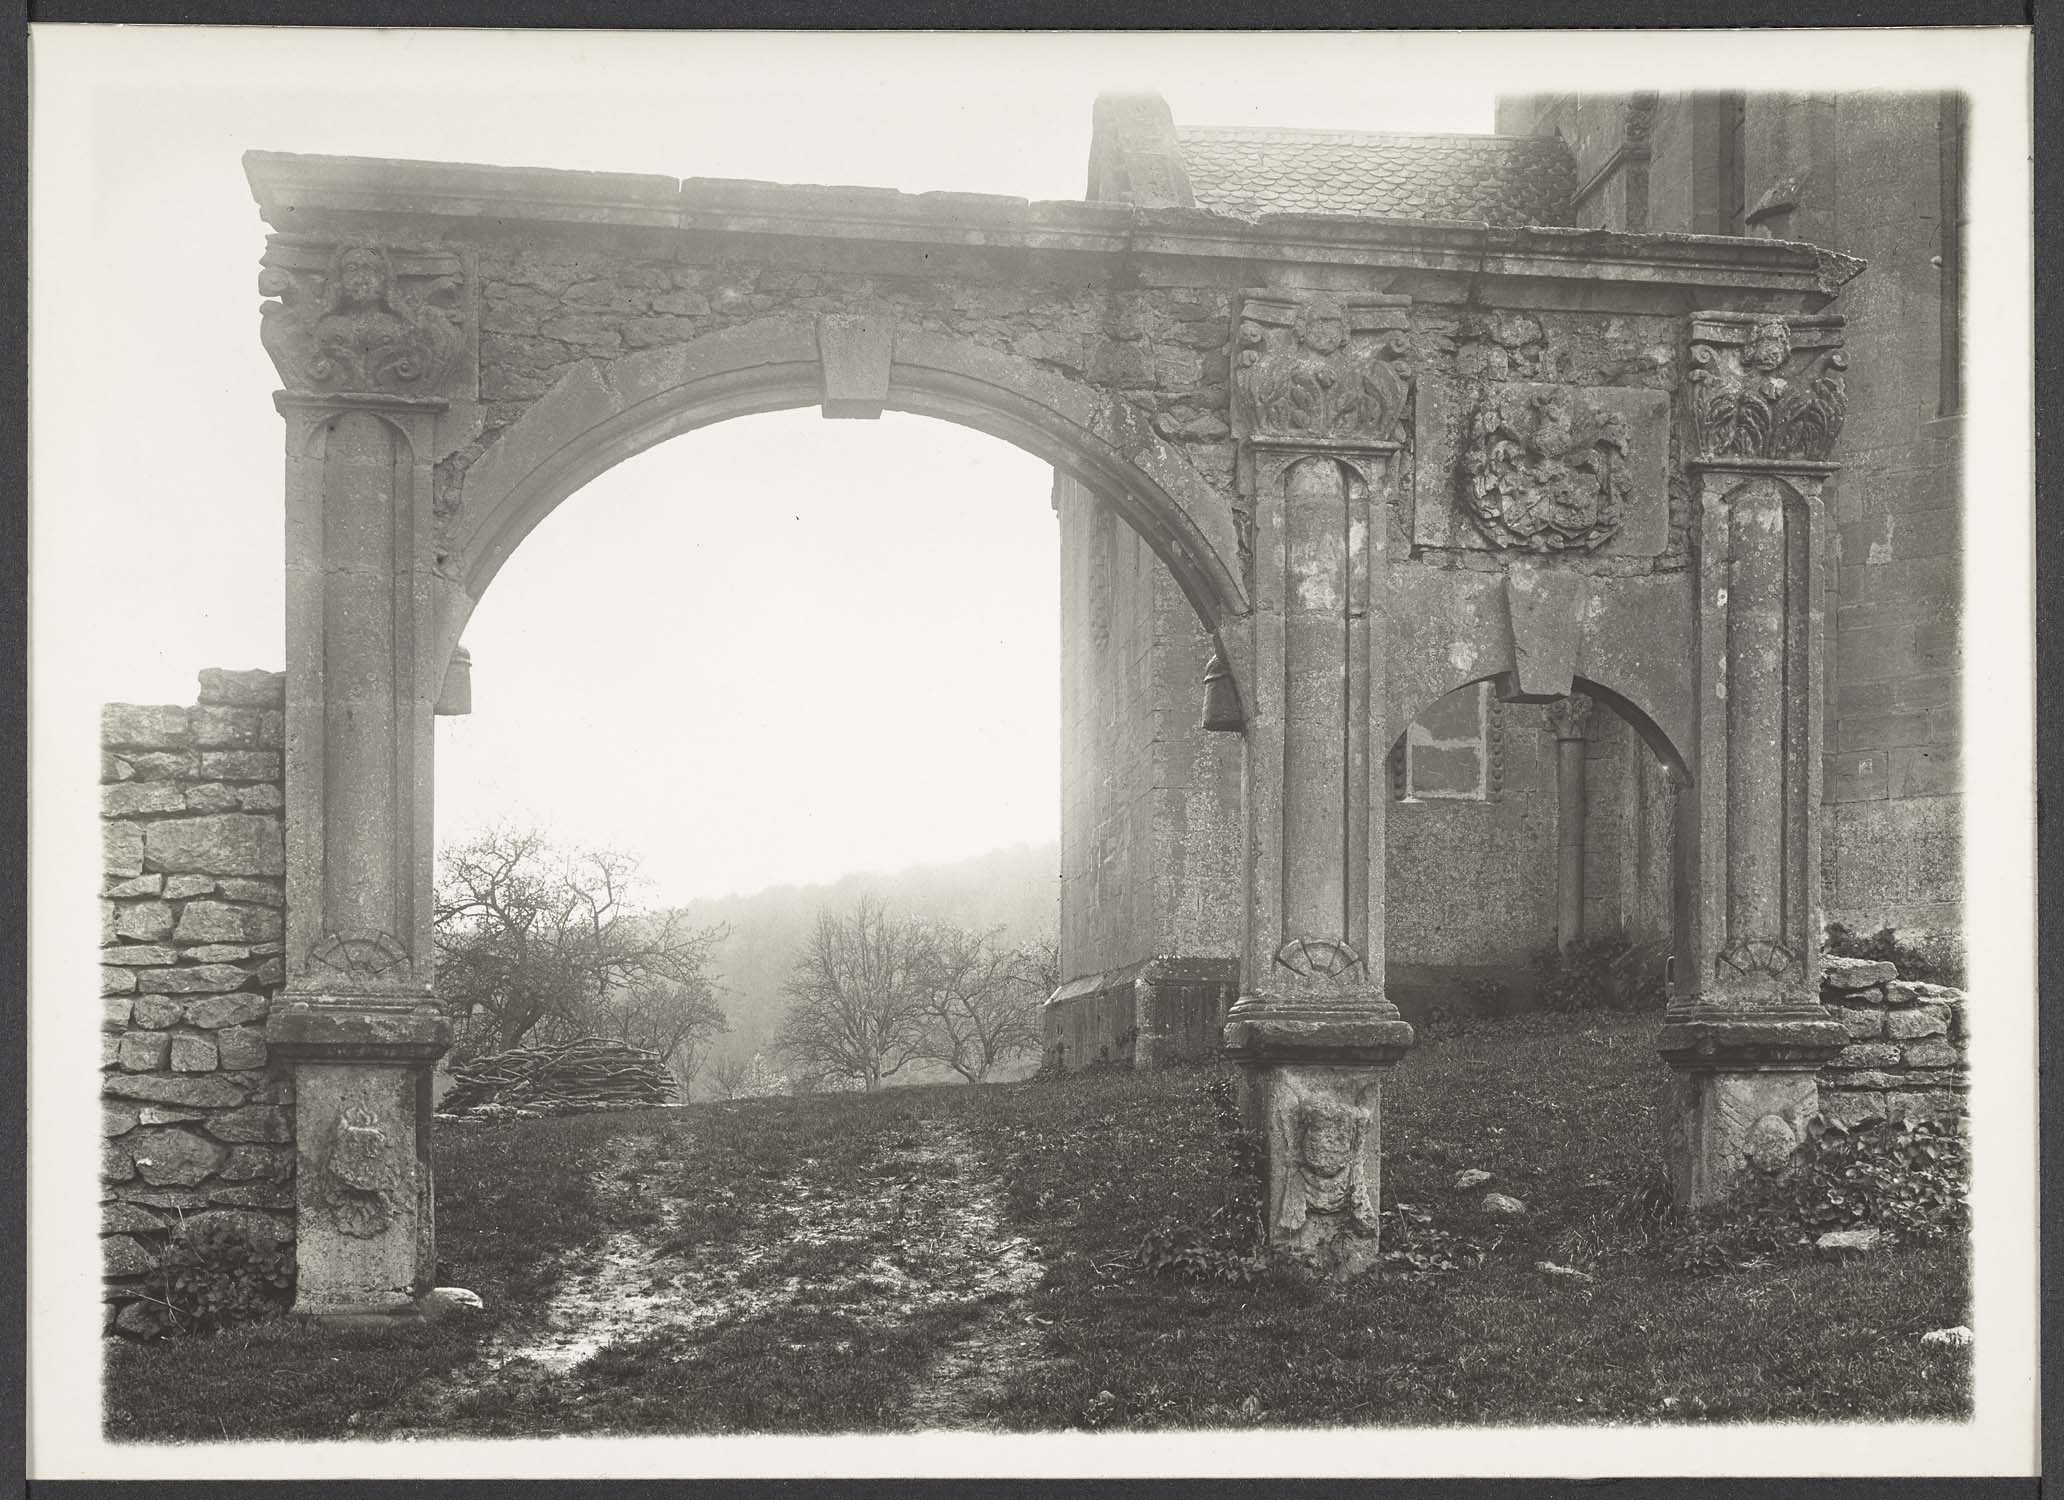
left=243, top=146, right=1855, bottom=1314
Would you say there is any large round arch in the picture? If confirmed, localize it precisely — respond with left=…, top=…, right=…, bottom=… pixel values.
left=445, top=317, right=1252, bottom=709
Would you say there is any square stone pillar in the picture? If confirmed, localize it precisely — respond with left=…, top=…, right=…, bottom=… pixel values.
left=257, top=236, right=481, bottom=1316
left=1660, top=313, right=1851, bottom=1206
left=1219, top=290, right=1416, bottom=1278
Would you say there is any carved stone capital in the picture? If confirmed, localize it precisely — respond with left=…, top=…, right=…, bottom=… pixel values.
left=1685, top=312, right=1847, bottom=466
left=1232, top=289, right=1412, bottom=454
left=1543, top=691, right=1595, bottom=742
left=260, top=236, right=474, bottom=399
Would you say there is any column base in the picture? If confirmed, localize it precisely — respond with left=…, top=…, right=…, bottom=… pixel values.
left=1658, top=1005, right=1844, bottom=1209
left=268, top=1002, right=450, bottom=1318
left=1224, top=1000, right=1414, bottom=1279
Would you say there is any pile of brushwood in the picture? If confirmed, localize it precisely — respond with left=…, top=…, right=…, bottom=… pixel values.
left=439, top=1036, right=677, bottom=1118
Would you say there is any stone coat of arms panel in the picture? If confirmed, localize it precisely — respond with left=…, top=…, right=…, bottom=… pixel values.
left=1413, top=379, right=1670, bottom=558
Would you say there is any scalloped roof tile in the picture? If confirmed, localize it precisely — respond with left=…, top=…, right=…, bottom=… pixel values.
left=1176, top=126, right=1575, bottom=226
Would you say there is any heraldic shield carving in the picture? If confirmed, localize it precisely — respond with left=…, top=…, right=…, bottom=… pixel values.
left=1462, top=385, right=1632, bottom=552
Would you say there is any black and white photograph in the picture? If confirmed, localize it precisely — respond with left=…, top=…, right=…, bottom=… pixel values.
left=24, top=24, right=2038, bottom=1482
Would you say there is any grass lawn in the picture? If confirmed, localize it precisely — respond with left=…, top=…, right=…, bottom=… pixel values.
left=104, top=1012, right=1971, bottom=1440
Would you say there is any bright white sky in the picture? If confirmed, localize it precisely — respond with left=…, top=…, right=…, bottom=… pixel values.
left=32, top=28, right=1495, bottom=903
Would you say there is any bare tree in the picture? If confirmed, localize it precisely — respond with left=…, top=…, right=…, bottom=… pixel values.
left=706, top=1050, right=788, bottom=1101
left=913, top=922, right=1043, bottom=1084
left=775, top=896, right=931, bottom=1092
left=434, top=825, right=725, bottom=1055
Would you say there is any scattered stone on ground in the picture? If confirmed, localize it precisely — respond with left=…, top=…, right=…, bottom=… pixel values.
left=1453, top=1168, right=1492, bottom=1190
left=1534, top=1260, right=1593, bottom=1281
left=417, top=1287, right=484, bottom=1321
left=1481, top=1191, right=1527, bottom=1218
left=1920, top=1325, right=1973, bottom=1348
left=1815, top=1227, right=1883, bottom=1256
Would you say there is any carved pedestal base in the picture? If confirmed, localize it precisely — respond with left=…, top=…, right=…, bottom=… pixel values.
left=1225, top=1006, right=1413, bottom=1280
left=267, top=1003, right=449, bottom=1320
left=1663, top=1068, right=1820, bottom=1209
left=1658, top=1006, right=1843, bottom=1208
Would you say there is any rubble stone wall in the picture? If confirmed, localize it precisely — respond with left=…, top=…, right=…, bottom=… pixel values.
left=1815, top=955, right=1969, bottom=1126
left=100, top=670, right=293, bottom=1334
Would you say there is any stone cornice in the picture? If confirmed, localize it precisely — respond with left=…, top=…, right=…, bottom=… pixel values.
left=246, top=150, right=1864, bottom=305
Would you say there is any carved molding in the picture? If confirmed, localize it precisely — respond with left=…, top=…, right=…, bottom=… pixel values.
left=260, top=238, right=468, bottom=397
left=1462, top=385, right=1632, bottom=551
left=1273, top=935, right=1366, bottom=980
left=308, top=931, right=412, bottom=981
left=1233, top=290, right=1412, bottom=450
left=1686, top=313, right=1847, bottom=465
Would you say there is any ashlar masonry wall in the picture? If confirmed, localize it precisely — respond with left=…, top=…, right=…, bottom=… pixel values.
left=101, top=669, right=293, bottom=1335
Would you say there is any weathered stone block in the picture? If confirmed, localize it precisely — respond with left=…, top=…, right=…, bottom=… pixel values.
left=1889, top=745, right=1958, bottom=799
left=101, top=1035, right=121, bottom=1069
left=102, top=1141, right=134, bottom=1183
left=143, top=815, right=284, bottom=876
left=212, top=878, right=284, bottom=907
left=207, top=1183, right=295, bottom=1210
left=137, top=965, right=254, bottom=994
left=1824, top=750, right=1889, bottom=802
left=103, top=821, right=144, bottom=878
left=103, top=753, right=133, bottom=783
left=102, top=1073, right=246, bottom=1108
left=103, top=874, right=162, bottom=899
left=102, top=783, right=187, bottom=818
left=175, top=900, right=284, bottom=944
left=235, top=785, right=285, bottom=812
left=198, top=750, right=281, bottom=782
left=1886, top=1089, right=1959, bottom=1120
left=103, top=1102, right=139, bottom=1137
left=1819, top=1090, right=1886, bottom=1126
left=220, top=1144, right=293, bottom=1181
left=214, top=1026, right=268, bottom=1070
left=163, top=874, right=215, bottom=900
left=121, top=750, right=196, bottom=781
left=185, top=992, right=270, bottom=1029
left=117, top=1031, right=171, bottom=1071
left=183, top=783, right=241, bottom=814
left=170, top=1034, right=219, bottom=1072
left=130, top=995, right=185, bottom=1029
left=112, top=900, right=174, bottom=942
left=183, top=944, right=254, bottom=963
left=102, top=1202, right=163, bottom=1234
left=1886, top=1004, right=1950, bottom=1039
left=129, top=1127, right=227, bottom=1186
left=101, top=966, right=136, bottom=996
left=1822, top=955, right=1898, bottom=991
left=103, top=944, right=180, bottom=967
left=136, top=1105, right=212, bottom=1125
left=207, top=1105, right=291, bottom=1143
left=1823, top=1068, right=1902, bottom=1091
left=103, top=995, right=132, bottom=1030
left=1901, top=1038, right=1960, bottom=1068
left=102, top=704, right=191, bottom=748
left=189, top=704, right=268, bottom=748
left=103, top=1235, right=155, bottom=1279
left=198, top=668, right=284, bottom=707
left=112, top=1186, right=210, bottom=1210
left=1831, top=1005, right=1884, bottom=1040
left=1831, top=1042, right=1901, bottom=1070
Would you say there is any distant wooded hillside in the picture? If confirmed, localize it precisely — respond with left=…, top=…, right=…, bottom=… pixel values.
left=677, top=842, right=1059, bottom=1094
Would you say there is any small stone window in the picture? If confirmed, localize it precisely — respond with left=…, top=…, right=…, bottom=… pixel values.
left=1392, top=681, right=1502, bottom=802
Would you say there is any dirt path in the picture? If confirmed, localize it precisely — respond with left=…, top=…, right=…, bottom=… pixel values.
left=390, top=1113, right=1048, bottom=1435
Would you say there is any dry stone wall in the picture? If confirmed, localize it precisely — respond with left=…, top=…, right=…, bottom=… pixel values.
left=100, top=669, right=292, bottom=1335
left=1815, top=954, right=1969, bottom=1127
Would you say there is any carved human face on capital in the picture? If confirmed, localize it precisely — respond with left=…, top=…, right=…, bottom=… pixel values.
left=1299, top=308, right=1349, bottom=355
left=336, top=248, right=386, bottom=307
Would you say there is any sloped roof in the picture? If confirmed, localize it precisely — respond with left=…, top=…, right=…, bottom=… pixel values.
left=1175, top=126, right=1575, bottom=226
